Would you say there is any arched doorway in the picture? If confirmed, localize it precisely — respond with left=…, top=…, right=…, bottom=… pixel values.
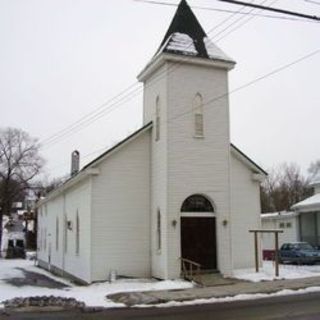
left=180, top=194, right=217, bottom=270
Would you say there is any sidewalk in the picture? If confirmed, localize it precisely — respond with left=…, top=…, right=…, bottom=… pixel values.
left=107, top=276, right=320, bottom=306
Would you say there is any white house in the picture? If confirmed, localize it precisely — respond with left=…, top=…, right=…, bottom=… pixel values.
left=261, top=211, right=299, bottom=259
left=291, top=174, right=320, bottom=247
left=37, top=0, right=267, bottom=284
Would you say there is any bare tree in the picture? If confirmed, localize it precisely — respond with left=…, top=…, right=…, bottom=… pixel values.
left=261, top=163, right=312, bottom=213
left=308, top=160, right=320, bottom=179
left=35, top=174, right=69, bottom=197
left=0, top=127, right=44, bottom=254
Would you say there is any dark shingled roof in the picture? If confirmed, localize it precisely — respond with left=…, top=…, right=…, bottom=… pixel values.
left=154, top=0, right=232, bottom=62
left=159, top=0, right=208, bottom=58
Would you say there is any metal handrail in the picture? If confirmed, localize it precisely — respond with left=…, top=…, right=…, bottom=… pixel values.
left=180, top=257, right=201, bottom=282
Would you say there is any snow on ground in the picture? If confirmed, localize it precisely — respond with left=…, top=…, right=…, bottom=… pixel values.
left=0, top=259, right=193, bottom=308
left=233, top=261, right=320, bottom=282
left=138, top=286, right=320, bottom=308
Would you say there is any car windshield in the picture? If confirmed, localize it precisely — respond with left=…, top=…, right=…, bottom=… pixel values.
left=293, top=243, right=314, bottom=251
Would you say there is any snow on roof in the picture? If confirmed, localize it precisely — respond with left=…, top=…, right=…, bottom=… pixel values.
left=261, top=211, right=298, bottom=220
left=310, top=173, right=320, bottom=187
left=160, top=32, right=232, bottom=62
left=154, top=0, right=233, bottom=63
left=165, top=33, right=197, bottom=56
left=292, top=193, right=320, bottom=212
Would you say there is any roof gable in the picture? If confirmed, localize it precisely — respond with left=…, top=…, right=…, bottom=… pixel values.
left=231, top=144, right=267, bottom=176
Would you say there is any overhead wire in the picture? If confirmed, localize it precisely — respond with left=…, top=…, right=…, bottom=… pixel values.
left=41, top=0, right=255, bottom=149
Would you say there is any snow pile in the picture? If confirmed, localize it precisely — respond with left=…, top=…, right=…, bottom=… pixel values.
left=0, top=259, right=193, bottom=308
left=233, top=261, right=320, bottom=282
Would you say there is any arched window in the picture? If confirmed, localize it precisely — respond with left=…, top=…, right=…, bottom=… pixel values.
left=193, top=93, right=204, bottom=137
left=56, top=217, right=59, bottom=251
left=157, top=210, right=161, bottom=251
left=181, top=194, right=214, bottom=212
left=76, top=211, right=80, bottom=255
left=155, top=96, right=160, bottom=141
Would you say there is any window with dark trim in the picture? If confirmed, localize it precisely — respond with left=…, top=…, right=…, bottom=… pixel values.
left=181, top=194, right=214, bottom=212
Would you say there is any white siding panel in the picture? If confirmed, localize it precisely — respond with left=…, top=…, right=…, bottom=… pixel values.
left=143, top=63, right=168, bottom=279
left=230, top=153, right=261, bottom=269
left=91, top=131, right=151, bottom=281
left=37, top=179, right=92, bottom=283
left=166, top=62, right=233, bottom=278
left=261, top=217, right=299, bottom=250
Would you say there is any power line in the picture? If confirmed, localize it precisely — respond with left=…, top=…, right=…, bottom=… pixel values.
left=134, top=0, right=317, bottom=22
left=304, top=0, right=320, bottom=5
left=168, top=47, right=320, bottom=123
left=50, top=46, right=320, bottom=174
left=44, top=1, right=260, bottom=171
left=211, top=0, right=274, bottom=40
left=214, top=0, right=278, bottom=42
left=42, top=0, right=278, bottom=151
left=216, top=0, right=320, bottom=21
left=40, top=1, right=255, bottom=149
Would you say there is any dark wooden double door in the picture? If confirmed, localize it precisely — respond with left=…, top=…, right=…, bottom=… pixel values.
left=181, top=217, right=217, bottom=270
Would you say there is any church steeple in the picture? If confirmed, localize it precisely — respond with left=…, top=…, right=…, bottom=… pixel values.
left=154, top=0, right=233, bottom=62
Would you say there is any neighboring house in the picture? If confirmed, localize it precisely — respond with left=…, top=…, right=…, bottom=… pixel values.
left=291, top=174, right=320, bottom=247
left=261, top=211, right=299, bottom=259
left=37, top=0, right=267, bottom=284
left=1, top=215, right=26, bottom=257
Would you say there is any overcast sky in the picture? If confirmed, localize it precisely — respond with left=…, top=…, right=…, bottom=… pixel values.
left=0, top=0, right=319, bottom=179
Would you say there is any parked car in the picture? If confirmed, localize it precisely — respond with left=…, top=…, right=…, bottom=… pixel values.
left=279, top=242, right=320, bottom=264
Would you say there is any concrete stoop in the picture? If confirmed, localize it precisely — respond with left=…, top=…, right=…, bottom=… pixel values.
left=107, top=276, right=320, bottom=306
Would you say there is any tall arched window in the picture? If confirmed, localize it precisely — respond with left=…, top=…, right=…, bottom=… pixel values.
left=76, top=211, right=80, bottom=255
left=193, top=93, right=204, bottom=137
left=56, top=217, right=59, bottom=251
left=155, top=96, right=160, bottom=141
left=181, top=194, right=214, bottom=212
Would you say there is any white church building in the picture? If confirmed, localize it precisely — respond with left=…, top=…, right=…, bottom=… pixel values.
left=37, top=0, right=267, bottom=284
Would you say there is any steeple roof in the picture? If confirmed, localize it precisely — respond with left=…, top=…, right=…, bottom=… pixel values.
left=155, top=0, right=232, bottom=62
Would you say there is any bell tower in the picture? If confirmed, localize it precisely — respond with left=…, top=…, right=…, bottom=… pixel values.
left=138, top=0, right=236, bottom=279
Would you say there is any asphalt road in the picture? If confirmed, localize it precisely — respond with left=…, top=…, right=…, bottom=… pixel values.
left=3, top=292, right=320, bottom=320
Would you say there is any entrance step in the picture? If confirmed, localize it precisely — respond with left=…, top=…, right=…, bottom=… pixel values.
left=192, top=273, right=237, bottom=287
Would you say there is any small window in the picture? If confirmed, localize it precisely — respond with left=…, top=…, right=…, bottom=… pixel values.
left=279, top=222, right=285, bottom=229
left=76, top=211, right=80, bottom=255
left=157, top=210, right=161, bottom=252
left=155, top=96, right=160, bottom=141
left=286, top=222, right=292, bottom=228
left=193, top=93, right=204, bottom=137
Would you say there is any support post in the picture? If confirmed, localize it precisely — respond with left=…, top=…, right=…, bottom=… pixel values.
left=254, top=231, right=259, bottom=273
left=275, top=231, right=279, bottom=277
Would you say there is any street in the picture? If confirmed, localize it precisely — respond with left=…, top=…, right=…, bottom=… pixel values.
left=3, top=291, right=320, bottom=320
